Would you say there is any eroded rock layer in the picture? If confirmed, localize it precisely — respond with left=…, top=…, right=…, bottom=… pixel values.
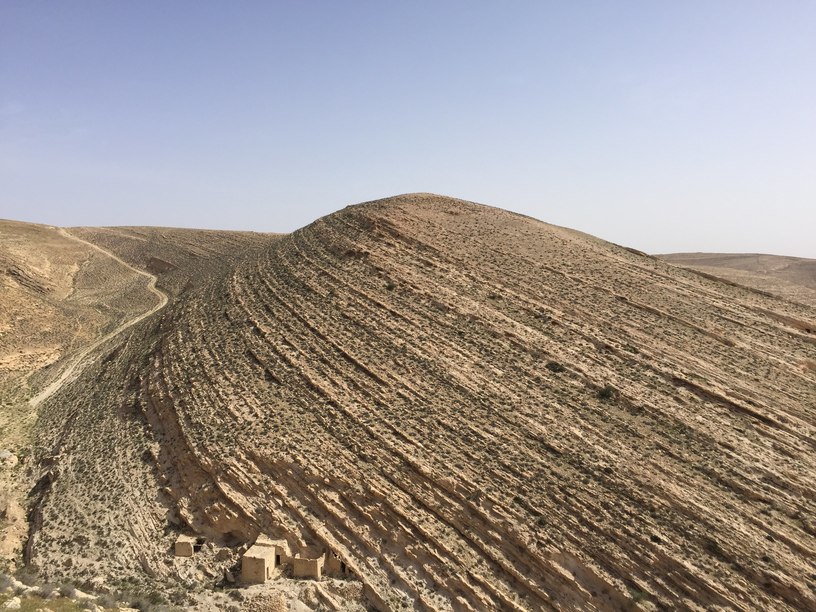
left=33, top=195, right=816, bottom=610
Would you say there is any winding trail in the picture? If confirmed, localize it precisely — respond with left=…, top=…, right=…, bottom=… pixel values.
left=28, top=228, right=169, bottom=408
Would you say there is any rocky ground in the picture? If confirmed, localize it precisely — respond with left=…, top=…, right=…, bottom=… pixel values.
left=0, top=220, right=156, bottom=443
left=69, top=226, right=275, bottom=298
left=3, top=195, right=816, bottom=610
left=1, top=220, right=275, bottom=607
left=0, top=220, right=160, bottom=569
left=659, top=252, right=816, bottom=307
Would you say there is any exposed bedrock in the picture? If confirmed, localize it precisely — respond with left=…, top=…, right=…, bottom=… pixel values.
left=32, top=195, right=816, bottom=610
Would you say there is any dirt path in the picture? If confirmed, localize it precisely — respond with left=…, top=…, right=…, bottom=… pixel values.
left=28, top=228, right=168, bottom=408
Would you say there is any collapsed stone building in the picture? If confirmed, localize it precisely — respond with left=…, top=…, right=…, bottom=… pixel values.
left=174, top=531, right=349, bottom=585
left=240, top=535, right=349, bottom=584
left=291, top=545, right=325, bottom=580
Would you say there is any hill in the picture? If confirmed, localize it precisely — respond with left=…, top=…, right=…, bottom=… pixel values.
left=0, top=220, right=157, bottom=424
left=659, top=253, right=816, bottom=307
left=0, top=220, right=272, bottom=576
left=70, top=226, right=276, bottom=297
left=23, top=195, right=816, bottom=610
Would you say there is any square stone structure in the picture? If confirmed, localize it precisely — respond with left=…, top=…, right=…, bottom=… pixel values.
left=241, top=536, right=293, bottom=584
left=325, top=552, right=341, bottom=575
left=174, top=535, right=195, bottom=557
left=242, top=543, right=277, bottom=584
left=292, top=553, right=325, bottom=579
left=325, top=551, right=348, bottom=575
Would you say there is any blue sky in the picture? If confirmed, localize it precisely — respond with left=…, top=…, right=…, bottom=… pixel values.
left=1, top=2, right=814, bottom=256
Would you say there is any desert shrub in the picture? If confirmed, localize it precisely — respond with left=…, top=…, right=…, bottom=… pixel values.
left=59, top=583, right=77, bottom=598
left=703, top=536, right=733, bottom=564
left=597, top=384, right=618, bottom=401
left=15, top=565, right=41, bottom=586
left=129, top=598, right=156, bottom=611
left=627, top=586, right=648, bottom=602
left=169, top=587, right=189, bottom=605
left=545, top=361, right=565, bottom=373
left=96, top=593, right=121, bottom=608
left=36, top=582, right=59, bottom=598
left=127, top=588, right=171, bottom=610
left=148, top=590, right=169, bottom=605
left=0, top=574, right=14, bottom=592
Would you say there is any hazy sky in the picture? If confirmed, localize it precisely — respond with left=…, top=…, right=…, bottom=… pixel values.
left=1, top=2, right=814, bottom=256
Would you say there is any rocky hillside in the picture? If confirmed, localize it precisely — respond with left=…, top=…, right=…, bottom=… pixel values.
left=659, top=253, right=816, bottom=307
left=0, top=220, right=155, bottom=422
left=70, top=226, right=275, bottom=297
left=22, top=195, right=816, bottom=609
left=0, top=220, right=273, bottom=582
left=0, top=219, right=161, bottom=568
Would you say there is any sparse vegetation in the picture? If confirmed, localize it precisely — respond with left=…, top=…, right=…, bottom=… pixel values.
left=545, top=361, right=565, bottom=373
left=597, top=384, right=618, bottom=401
left=4, top=195, right=815, bottom=610
left=627, top=586, right=648, bottom=603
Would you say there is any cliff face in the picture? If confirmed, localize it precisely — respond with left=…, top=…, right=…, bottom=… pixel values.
left=30, top=195, right=816, bottom=610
